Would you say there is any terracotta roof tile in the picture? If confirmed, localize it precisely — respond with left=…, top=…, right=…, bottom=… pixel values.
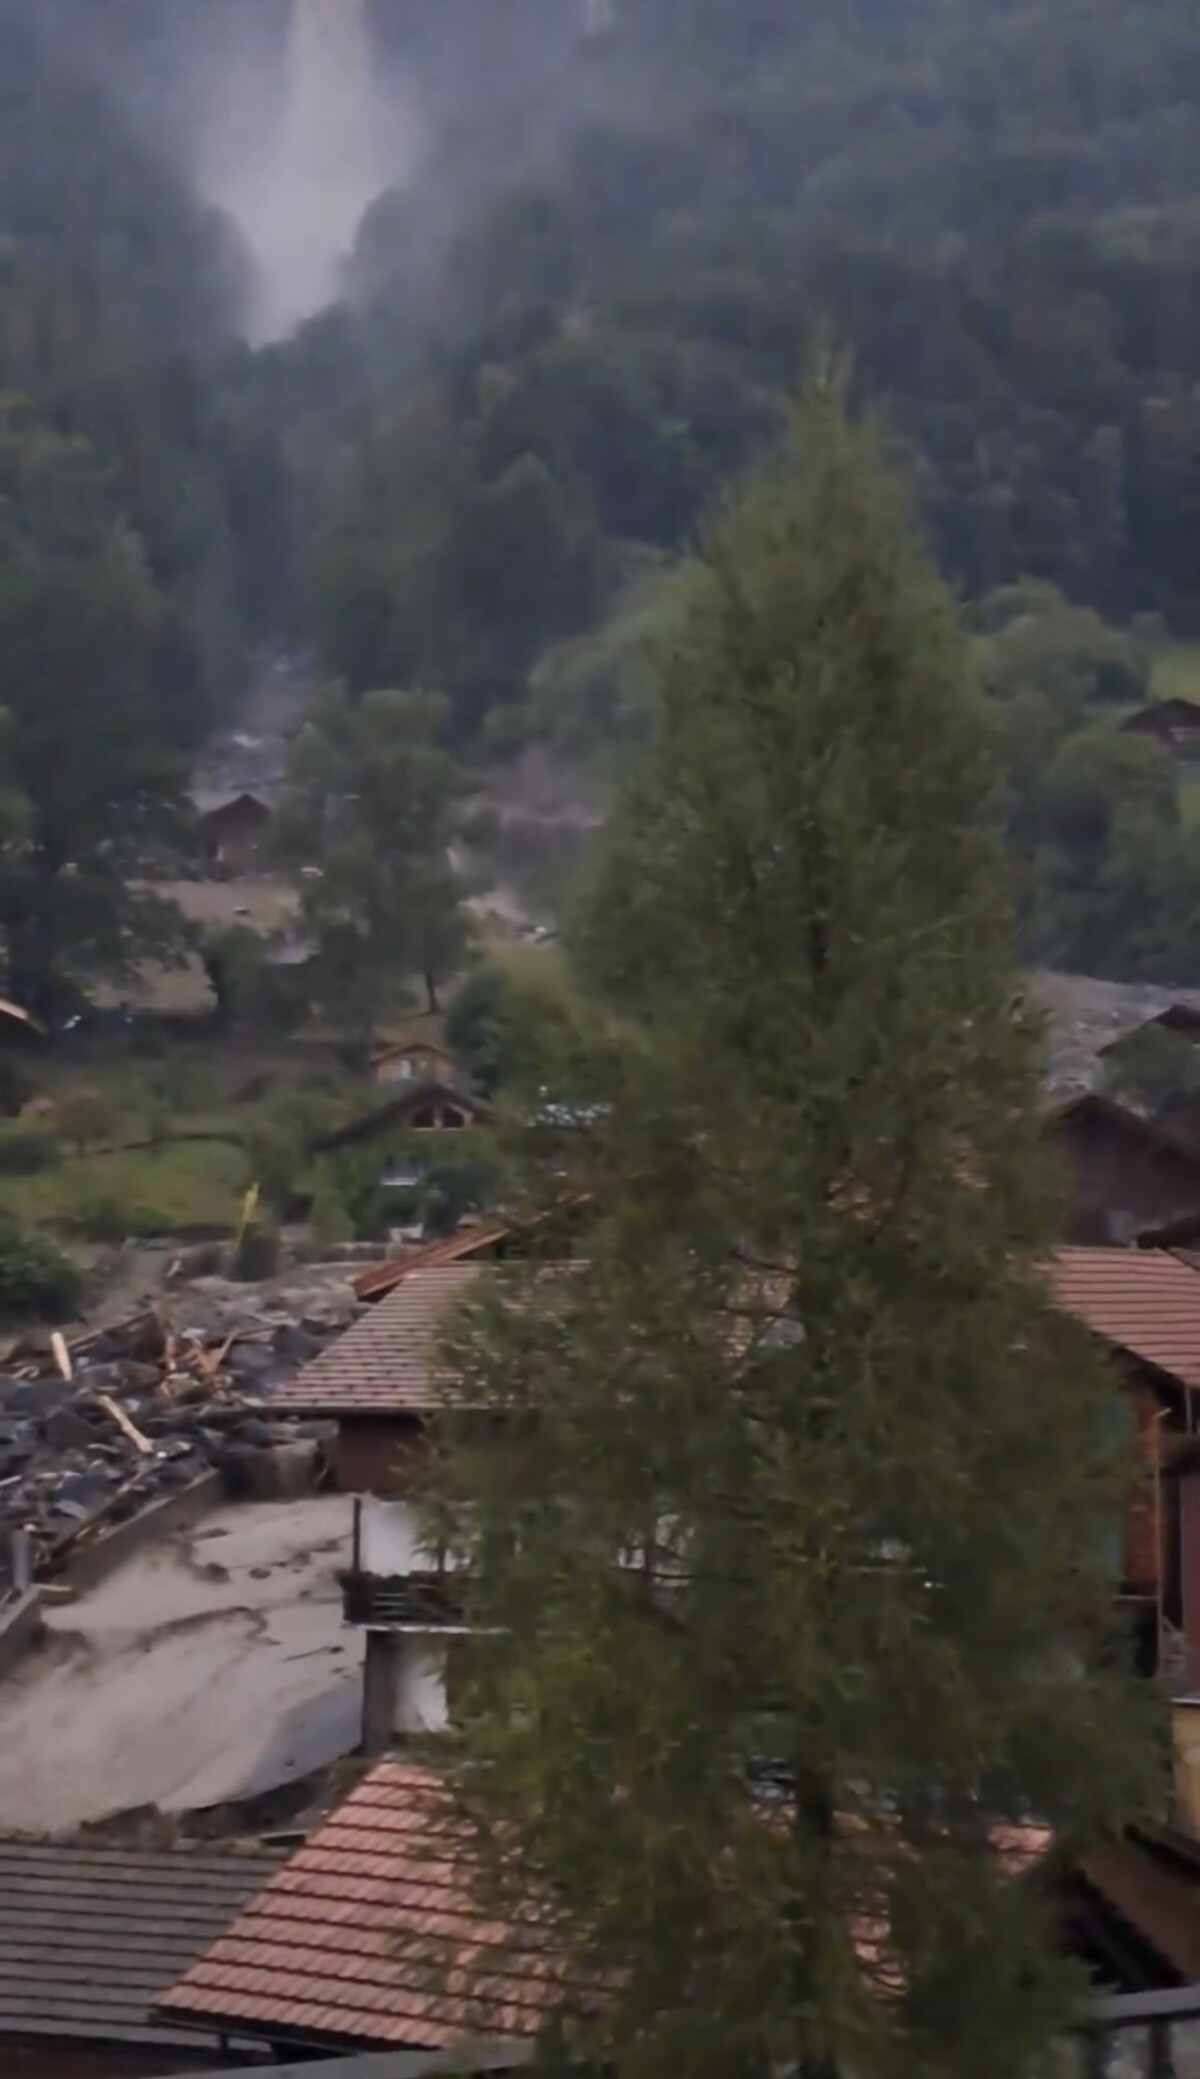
left=271, top=1266, right=487, bottom=1415
left=155, top=1762, right=573, bottom=2051
left=1051, top=1246, right=1200, bottom=1388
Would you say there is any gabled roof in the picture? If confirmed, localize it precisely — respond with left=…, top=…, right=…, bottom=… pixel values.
left=1050, top=1091, right=1200, bottom=1167
left=271, top=1264, right=488, bottom=1415
left=1120, top=699, right=1200, bottom=735
left=188, top=787, right=274, bottom=819
left=0, top=1838, right=283, bottom=2047
left=1099, top=1003, right=1200, bottom=1055
left=1051, top=1246, right=1200, bottom=1388
left=372, top=1038, right=457, bottom=1066
left=1048, top=1089, right=1197, bottom=1155
left=156, top=1761, right=569, bottom=2051
left=312, top=1085, right=492, bottom=1155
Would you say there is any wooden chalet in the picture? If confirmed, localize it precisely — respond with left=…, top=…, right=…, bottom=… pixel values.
left=190, top=789, right=273, bottom=873
left=371, top=1037, right=460, bottom=1088
left=1053, top=1247, right=1200, bottom=1678
left=272, top=1258, right=516, bottom=1744
left=313, top=1083, right=492, bottom=1156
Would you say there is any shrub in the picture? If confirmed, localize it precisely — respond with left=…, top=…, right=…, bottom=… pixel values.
left=242, top=1104, right=311, bottom=1218
left=232, top=1222, right=280, bottom=1281
left=0, top=1062, right=35, bottom=1118
left=0, top=1119, right=61, bottom=1176
left=311, top=1176, right=355, bottom=1247
left=0, top=1211, right=81, bottom=1319
left=58, top=1090, right=117, bottom=1155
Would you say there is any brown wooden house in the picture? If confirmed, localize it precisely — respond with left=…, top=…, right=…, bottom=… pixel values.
left=1050, top=1094, right=1200, bottom=1244
left=271, top=1231, right=582, bottom=1744
left=313, top=1083, right=491, bottom=1157
left=371, top=1038, right=460, bottom=1088
left=190, top=790, right=273, bottom=873
left=1052, top=1246, right=1200, bottom=1675
left=271, top=1261, right=486, bottom=1498
left=269, top=1261, right=493, bottom=1743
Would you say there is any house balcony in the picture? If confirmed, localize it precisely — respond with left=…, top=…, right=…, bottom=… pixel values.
left=343, top=1495, right=465, bottom=1632
left=341, top=1569, right=465, bottom=1630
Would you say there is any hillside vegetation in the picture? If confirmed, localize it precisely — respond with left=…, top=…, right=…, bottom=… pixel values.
left=1, top=0, right=1200, bottom=1017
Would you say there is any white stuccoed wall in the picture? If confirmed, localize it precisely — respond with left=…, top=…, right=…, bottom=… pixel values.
left=359, top=1496, right=428, bottom=1576
left=358, top=1498, right=456, bottom=1736
left=395, top=1637, right=450, bottom=1734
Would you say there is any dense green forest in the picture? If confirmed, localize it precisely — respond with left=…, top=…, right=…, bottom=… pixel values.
left=6, top=0, right=1200, bottom=998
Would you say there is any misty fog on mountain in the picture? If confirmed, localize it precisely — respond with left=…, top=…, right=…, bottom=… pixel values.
left=1, top=0, right=1200, bottom=1012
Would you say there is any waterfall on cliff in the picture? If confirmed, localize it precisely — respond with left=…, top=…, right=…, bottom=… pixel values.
left=207, top=0, right=391, bottom=342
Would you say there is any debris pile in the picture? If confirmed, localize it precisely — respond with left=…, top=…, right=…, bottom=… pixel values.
left=1029, top=970, right=1200, bottom=1095
left=0, top=1305, right=339, bottom=1587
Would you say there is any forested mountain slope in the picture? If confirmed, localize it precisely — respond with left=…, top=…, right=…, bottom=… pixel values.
left=6, top=0, right=1200, bottom=987
left=310, top=0, right=1200, bottom=722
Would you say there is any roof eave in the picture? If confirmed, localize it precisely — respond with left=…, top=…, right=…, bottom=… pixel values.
left=152, top=2003, right=460, bottom=2056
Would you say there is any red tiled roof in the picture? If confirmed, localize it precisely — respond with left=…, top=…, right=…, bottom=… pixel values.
left=271, top=1265, right=487, bottom=1415
left=155, top=1762, right=569, bottom=2050
left=1051, top=1246, right=1200, bottom=1388
left=156, top=1765, right=1056, bottom=2050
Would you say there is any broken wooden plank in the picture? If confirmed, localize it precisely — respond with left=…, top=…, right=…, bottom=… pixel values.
left=50, top=1332, right=72, bottom=1382
left=95, top=1394, right=153, bottom=1457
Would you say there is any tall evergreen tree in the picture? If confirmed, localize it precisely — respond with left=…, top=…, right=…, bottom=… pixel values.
left=276, top=684, right=469, bottom=1039
left=0, top=406, right=188, bottom=1019
left=432, top=385, right=1153, bottom=2079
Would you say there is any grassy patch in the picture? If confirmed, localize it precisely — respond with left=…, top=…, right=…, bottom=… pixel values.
left=0, top=1137, right=249, bottom=1237
left=486, top=939, right=572, bottom=993
left=0, top=1034, right=361, bottom=1242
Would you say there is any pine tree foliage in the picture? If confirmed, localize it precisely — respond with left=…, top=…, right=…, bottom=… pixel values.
left=275, top=683, right=470, bottom=1038
left=431, top=387, right=1154, bottom=2079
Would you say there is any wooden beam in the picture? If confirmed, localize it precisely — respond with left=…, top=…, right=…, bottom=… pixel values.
left=95, top=1394, right=153, bottom=1457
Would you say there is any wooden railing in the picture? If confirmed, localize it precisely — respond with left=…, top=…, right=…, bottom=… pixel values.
left=1079, top=1985, right=1200, bottom=2076
left=341, top=1568, right=465, bottom=1629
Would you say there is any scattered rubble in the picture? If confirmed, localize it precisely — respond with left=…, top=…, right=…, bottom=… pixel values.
left=1030, top=971, right=1200, bottom=1095
left=0, top=1291, right=348, bottom=1589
